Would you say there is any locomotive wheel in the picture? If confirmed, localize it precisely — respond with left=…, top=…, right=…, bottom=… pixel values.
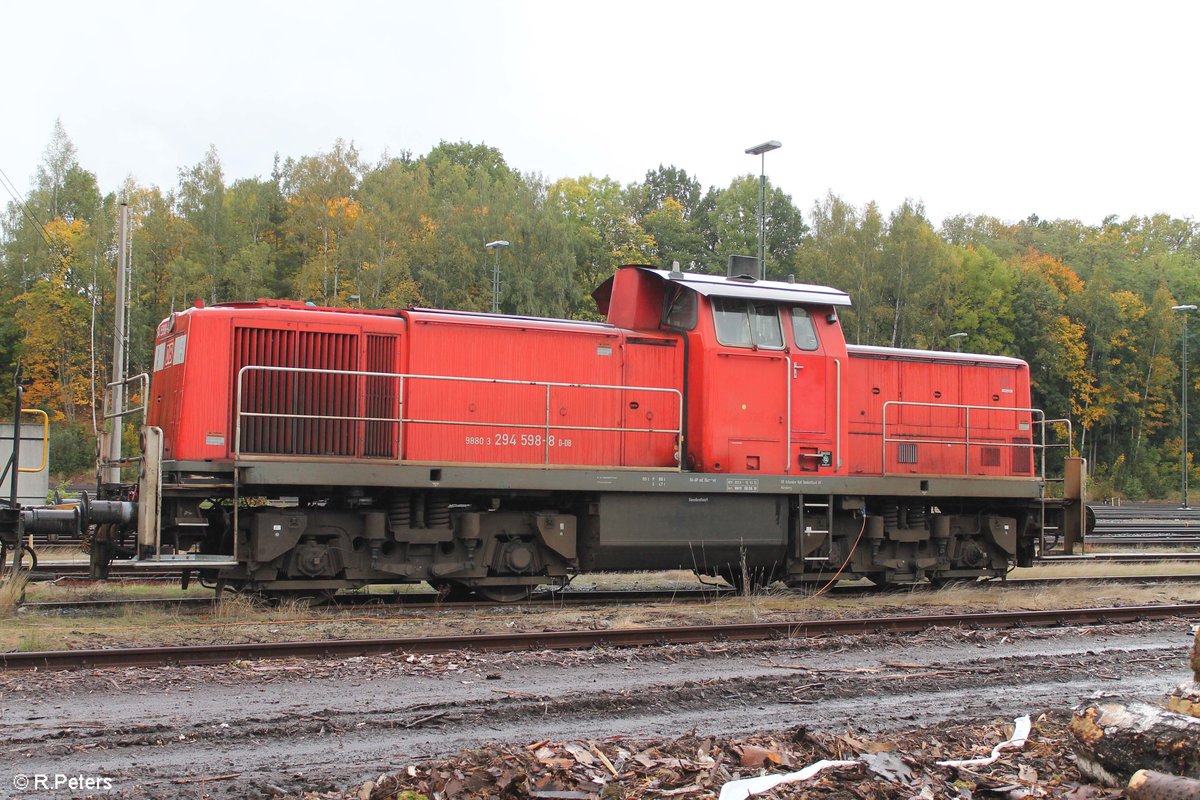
left=474, top=583, right=533, bottom=603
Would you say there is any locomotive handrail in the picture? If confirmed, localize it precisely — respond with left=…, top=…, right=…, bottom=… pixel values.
left=102, top=373, right=149, bottom=421
left=880, top=401, right=1068, bottom=480
left=1033, top=418, right=1073, bottom=483
left=99, top=373, right=150, bottom=484
left=234, top=366, right=684, bottom=470
left=17, top=409, right=48, bottom=474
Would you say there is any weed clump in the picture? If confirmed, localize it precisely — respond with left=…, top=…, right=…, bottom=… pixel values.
left=0, top=570, right=29, bottom=615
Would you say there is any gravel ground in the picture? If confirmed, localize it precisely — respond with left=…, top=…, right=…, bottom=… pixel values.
left=0, top=619, right=1195, bottom=799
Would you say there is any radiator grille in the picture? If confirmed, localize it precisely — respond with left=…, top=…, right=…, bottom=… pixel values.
left=1012, top=436, right=1033, bottom=474
left=364, top=335, right=399, bottom=457
left=235, top=327, right=364, bottom=456
left=981, top=446, right=1001, bottom=467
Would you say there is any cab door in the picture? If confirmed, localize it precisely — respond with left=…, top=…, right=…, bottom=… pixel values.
left=705, top=297, right=789, bottom=474
left=786, top=306, right=834, bottom=472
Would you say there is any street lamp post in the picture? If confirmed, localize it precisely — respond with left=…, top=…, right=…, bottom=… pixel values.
left=485, top=240, right=510, bottom=313
left=948, top=332, right=968, bottom=352
left=744, top=140, right=781, bottom=276
left=1174, top=304, right=1197, bottom=508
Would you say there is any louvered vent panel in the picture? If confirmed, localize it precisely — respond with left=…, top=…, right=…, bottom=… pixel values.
left=234, top=327, right=298, bottom=455
left=364, top=335, right=398, bottom=457
left=1012, top=436, right=1033, bottom=474
left=234, top=327, right=360, bottom=456
left=981, top=447, right=1002, bottom=467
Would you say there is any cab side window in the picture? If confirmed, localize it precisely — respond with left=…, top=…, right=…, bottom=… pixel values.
left=664, top=287, right=698, bottom=330
left=750, top=302, right=784, bottom=348
left=712, top=297, right=752, bottom=346
left=791, top=307, right=820, bottom=351
left=712, top=297, right=783, bottom=349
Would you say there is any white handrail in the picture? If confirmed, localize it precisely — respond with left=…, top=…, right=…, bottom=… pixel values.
left=234, top=365, right=684, bottom=470
left=880, top=400, right=1070, bottom=479
left=103, top=373, right=149, bottom=421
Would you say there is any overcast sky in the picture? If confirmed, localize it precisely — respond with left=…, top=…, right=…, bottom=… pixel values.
left=3, top=0, right=1197, bottom=226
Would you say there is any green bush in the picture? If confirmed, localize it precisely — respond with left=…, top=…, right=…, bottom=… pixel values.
left=48, top=423, right=96, bottom=481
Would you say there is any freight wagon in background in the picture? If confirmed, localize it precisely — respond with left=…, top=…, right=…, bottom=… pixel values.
left=4, top=263, right=1090, bottom=600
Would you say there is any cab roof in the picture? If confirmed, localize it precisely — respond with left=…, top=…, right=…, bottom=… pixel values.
left=595, top=265, right=853, bottom=311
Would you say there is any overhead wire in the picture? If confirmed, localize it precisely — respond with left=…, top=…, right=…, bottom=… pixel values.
left=0, top=165, right=54, bottom=250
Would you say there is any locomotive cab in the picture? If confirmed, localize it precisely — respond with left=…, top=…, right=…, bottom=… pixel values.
left=597, top=265, right=851, bottom=476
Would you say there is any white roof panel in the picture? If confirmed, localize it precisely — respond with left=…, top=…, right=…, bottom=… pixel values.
left=638, top=267, right=852, bottom=307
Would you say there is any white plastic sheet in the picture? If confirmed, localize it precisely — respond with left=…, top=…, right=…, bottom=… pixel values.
left=936, top=715, right=1032, bottom=768
left=717, top=715, right=1033, bottom=799
left=717, top=759, right=860, bottom=800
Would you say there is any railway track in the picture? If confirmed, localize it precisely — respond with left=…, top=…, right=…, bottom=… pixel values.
left=4, top=602, right=1198, bottom=671
left=17, top=572, right=1200, bottom=616
left=17, top=587, right=734, bottom=614
left=1047, top=551, right=1200, bottom=562
left=24, top=543, right=1200, bottom=583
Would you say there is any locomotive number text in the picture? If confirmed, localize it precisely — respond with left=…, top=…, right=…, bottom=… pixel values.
left=464, top=433, right=573, bottom=448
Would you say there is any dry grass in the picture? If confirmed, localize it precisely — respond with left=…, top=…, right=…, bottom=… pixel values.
left=1012, top=561, right=1200, bottom=579
left=23, top=581, right=204, bottom=603
left=30, top=545, right=87, bottom=563
left=0, top=571, right=29, bottom=616
left=1, top=567, right=1198, bottom=653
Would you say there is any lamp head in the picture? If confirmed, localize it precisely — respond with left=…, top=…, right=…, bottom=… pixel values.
left=745, top=140, right=782, bottom=155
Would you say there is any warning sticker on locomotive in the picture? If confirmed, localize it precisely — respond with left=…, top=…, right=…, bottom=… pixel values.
left=153, top=334, right=187, bottom=372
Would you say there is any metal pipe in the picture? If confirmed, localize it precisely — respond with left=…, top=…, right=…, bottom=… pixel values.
left=785, top=357, right=792, bottom=473
left=1174, top=304, right=1197, bottom=508
left=9, top=384, right=22, bottom=506
left=834, top=358, right=842, bottom=470
left=106, top=204, right=129, bottom=485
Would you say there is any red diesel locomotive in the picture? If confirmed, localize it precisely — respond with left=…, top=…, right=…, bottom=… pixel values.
left=104, top=264, right=1085, bottom=599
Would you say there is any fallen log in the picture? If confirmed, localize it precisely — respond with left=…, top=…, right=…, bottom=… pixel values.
left=1126, top=768, right=1200, bottom=800
left=1070, top=698, right=1200, bottom=786
left=1164, top=681, right=1200, bottom=720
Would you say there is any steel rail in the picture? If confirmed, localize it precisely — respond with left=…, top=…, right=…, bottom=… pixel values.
left=19, top=574, right=1200, bottom=615
left=4, top=603, right=1199, bottom=672
left=17, top=588, right=735, bottom=614
left=1046, top=552, right=1200, bottom=562
left=27, top=559, right=1200, bottom=583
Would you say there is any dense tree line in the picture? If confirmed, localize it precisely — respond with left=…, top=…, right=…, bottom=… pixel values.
left=4, top=121, right=1199, bottom=499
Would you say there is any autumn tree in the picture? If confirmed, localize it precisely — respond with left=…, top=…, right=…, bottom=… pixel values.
left=10, top=219, right=93, bottom=420
left=279, top=140, right=368, bottom=305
